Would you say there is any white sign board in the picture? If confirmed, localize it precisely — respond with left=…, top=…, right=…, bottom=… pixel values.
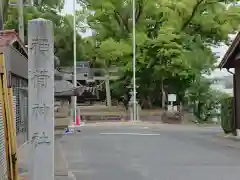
left=168, top=94, right=176, bottom=102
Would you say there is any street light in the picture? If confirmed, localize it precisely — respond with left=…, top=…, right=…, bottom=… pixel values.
left=132, top=0, right=137, bottom=122
left=72, top=0, right=77, bottom=123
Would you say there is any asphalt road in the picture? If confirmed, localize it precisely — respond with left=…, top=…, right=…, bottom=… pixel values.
left=60, top=124, right=240, bottom=180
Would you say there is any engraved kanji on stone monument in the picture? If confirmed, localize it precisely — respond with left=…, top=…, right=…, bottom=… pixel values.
left=29, top=38, right=50, bottom=55
left=31, top=132, right=51, bottom=148
left=32, top=103, right=50, bottom=119
left=30, top=69, right=50, bottom=88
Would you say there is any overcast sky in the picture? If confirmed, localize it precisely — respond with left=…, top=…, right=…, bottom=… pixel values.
left=63, top=0, right=232, bottom=78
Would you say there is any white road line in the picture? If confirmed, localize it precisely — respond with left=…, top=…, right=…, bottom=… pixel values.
left=100, top=132, right=160, bottom=136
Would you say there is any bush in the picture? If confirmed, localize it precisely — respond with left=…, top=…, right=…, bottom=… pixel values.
left=220, top=97, right=236, bottom=134
left=161, top=111, right=182, bottom=124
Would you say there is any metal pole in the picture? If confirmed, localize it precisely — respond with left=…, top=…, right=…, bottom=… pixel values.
left=72, top=0, right=77, bottom=123
left=132, top=0, right=137, bottom=122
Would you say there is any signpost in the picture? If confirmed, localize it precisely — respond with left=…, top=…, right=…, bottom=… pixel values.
left=168, top=94, right=176, bottom=112
left=28, top=18, right=54, bottom=180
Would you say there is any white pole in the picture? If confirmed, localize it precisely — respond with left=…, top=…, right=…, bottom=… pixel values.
left=72, top=0, right=77, bottom=123
left=18, top=0, right=24, bottom=43
left=132, top=0, right=137, bottom=122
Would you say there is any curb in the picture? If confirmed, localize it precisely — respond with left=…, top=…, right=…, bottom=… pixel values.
left=225, top=136, right=240, bottom=141
left=19, top=174, right=28, bottom=180
left=216, top=132, right=240, bottom=141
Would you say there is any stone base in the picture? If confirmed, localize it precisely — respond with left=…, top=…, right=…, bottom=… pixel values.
left=236, top=129, right=240, bottom=137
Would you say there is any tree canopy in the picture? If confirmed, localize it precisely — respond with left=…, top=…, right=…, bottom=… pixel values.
left=3, top=0, right=84, bottom=65
left=3, top=0, right=240, bottom=120
left=76, top=0, right=239, bottom=109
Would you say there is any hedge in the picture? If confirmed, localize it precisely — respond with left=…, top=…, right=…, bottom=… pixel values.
left=220, top=97, right=235, bottom=134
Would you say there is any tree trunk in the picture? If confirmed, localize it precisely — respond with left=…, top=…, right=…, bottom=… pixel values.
left=140, top=96, right=146, bottom=108
left=105, top=76, right=112, bottom=107
left=161, top=80, right=166, bottom=109
left=140, top=96, right=152, bottom=109
left=196, top=102, right=203, bottom=120
left=147, top=96, right=152, bottom=109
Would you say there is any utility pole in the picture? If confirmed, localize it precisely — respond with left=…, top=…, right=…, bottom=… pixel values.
left=18, top=0, right=24, bottom=43
left=0, top=0, right=4, bottom=30
left=8, top=0, right=25, bottom=42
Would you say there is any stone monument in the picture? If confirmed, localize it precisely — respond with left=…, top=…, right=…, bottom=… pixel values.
left=28, top=18, right=54, bottom=180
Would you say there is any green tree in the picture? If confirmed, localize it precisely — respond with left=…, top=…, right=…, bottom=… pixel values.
left=4, top=0, right=85, bottom=65
left=54, top=15, right=84, bottom=65
left=185, top=76, right=229, bottom=122
left=78, top=0, right=240, bottom=108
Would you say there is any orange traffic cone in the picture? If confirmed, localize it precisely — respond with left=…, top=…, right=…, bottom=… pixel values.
left=72, top=109, right=82, bottom=126
left=69, top=108, right=84, bottom=129
left=75, top=113, right=81, bottom=126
